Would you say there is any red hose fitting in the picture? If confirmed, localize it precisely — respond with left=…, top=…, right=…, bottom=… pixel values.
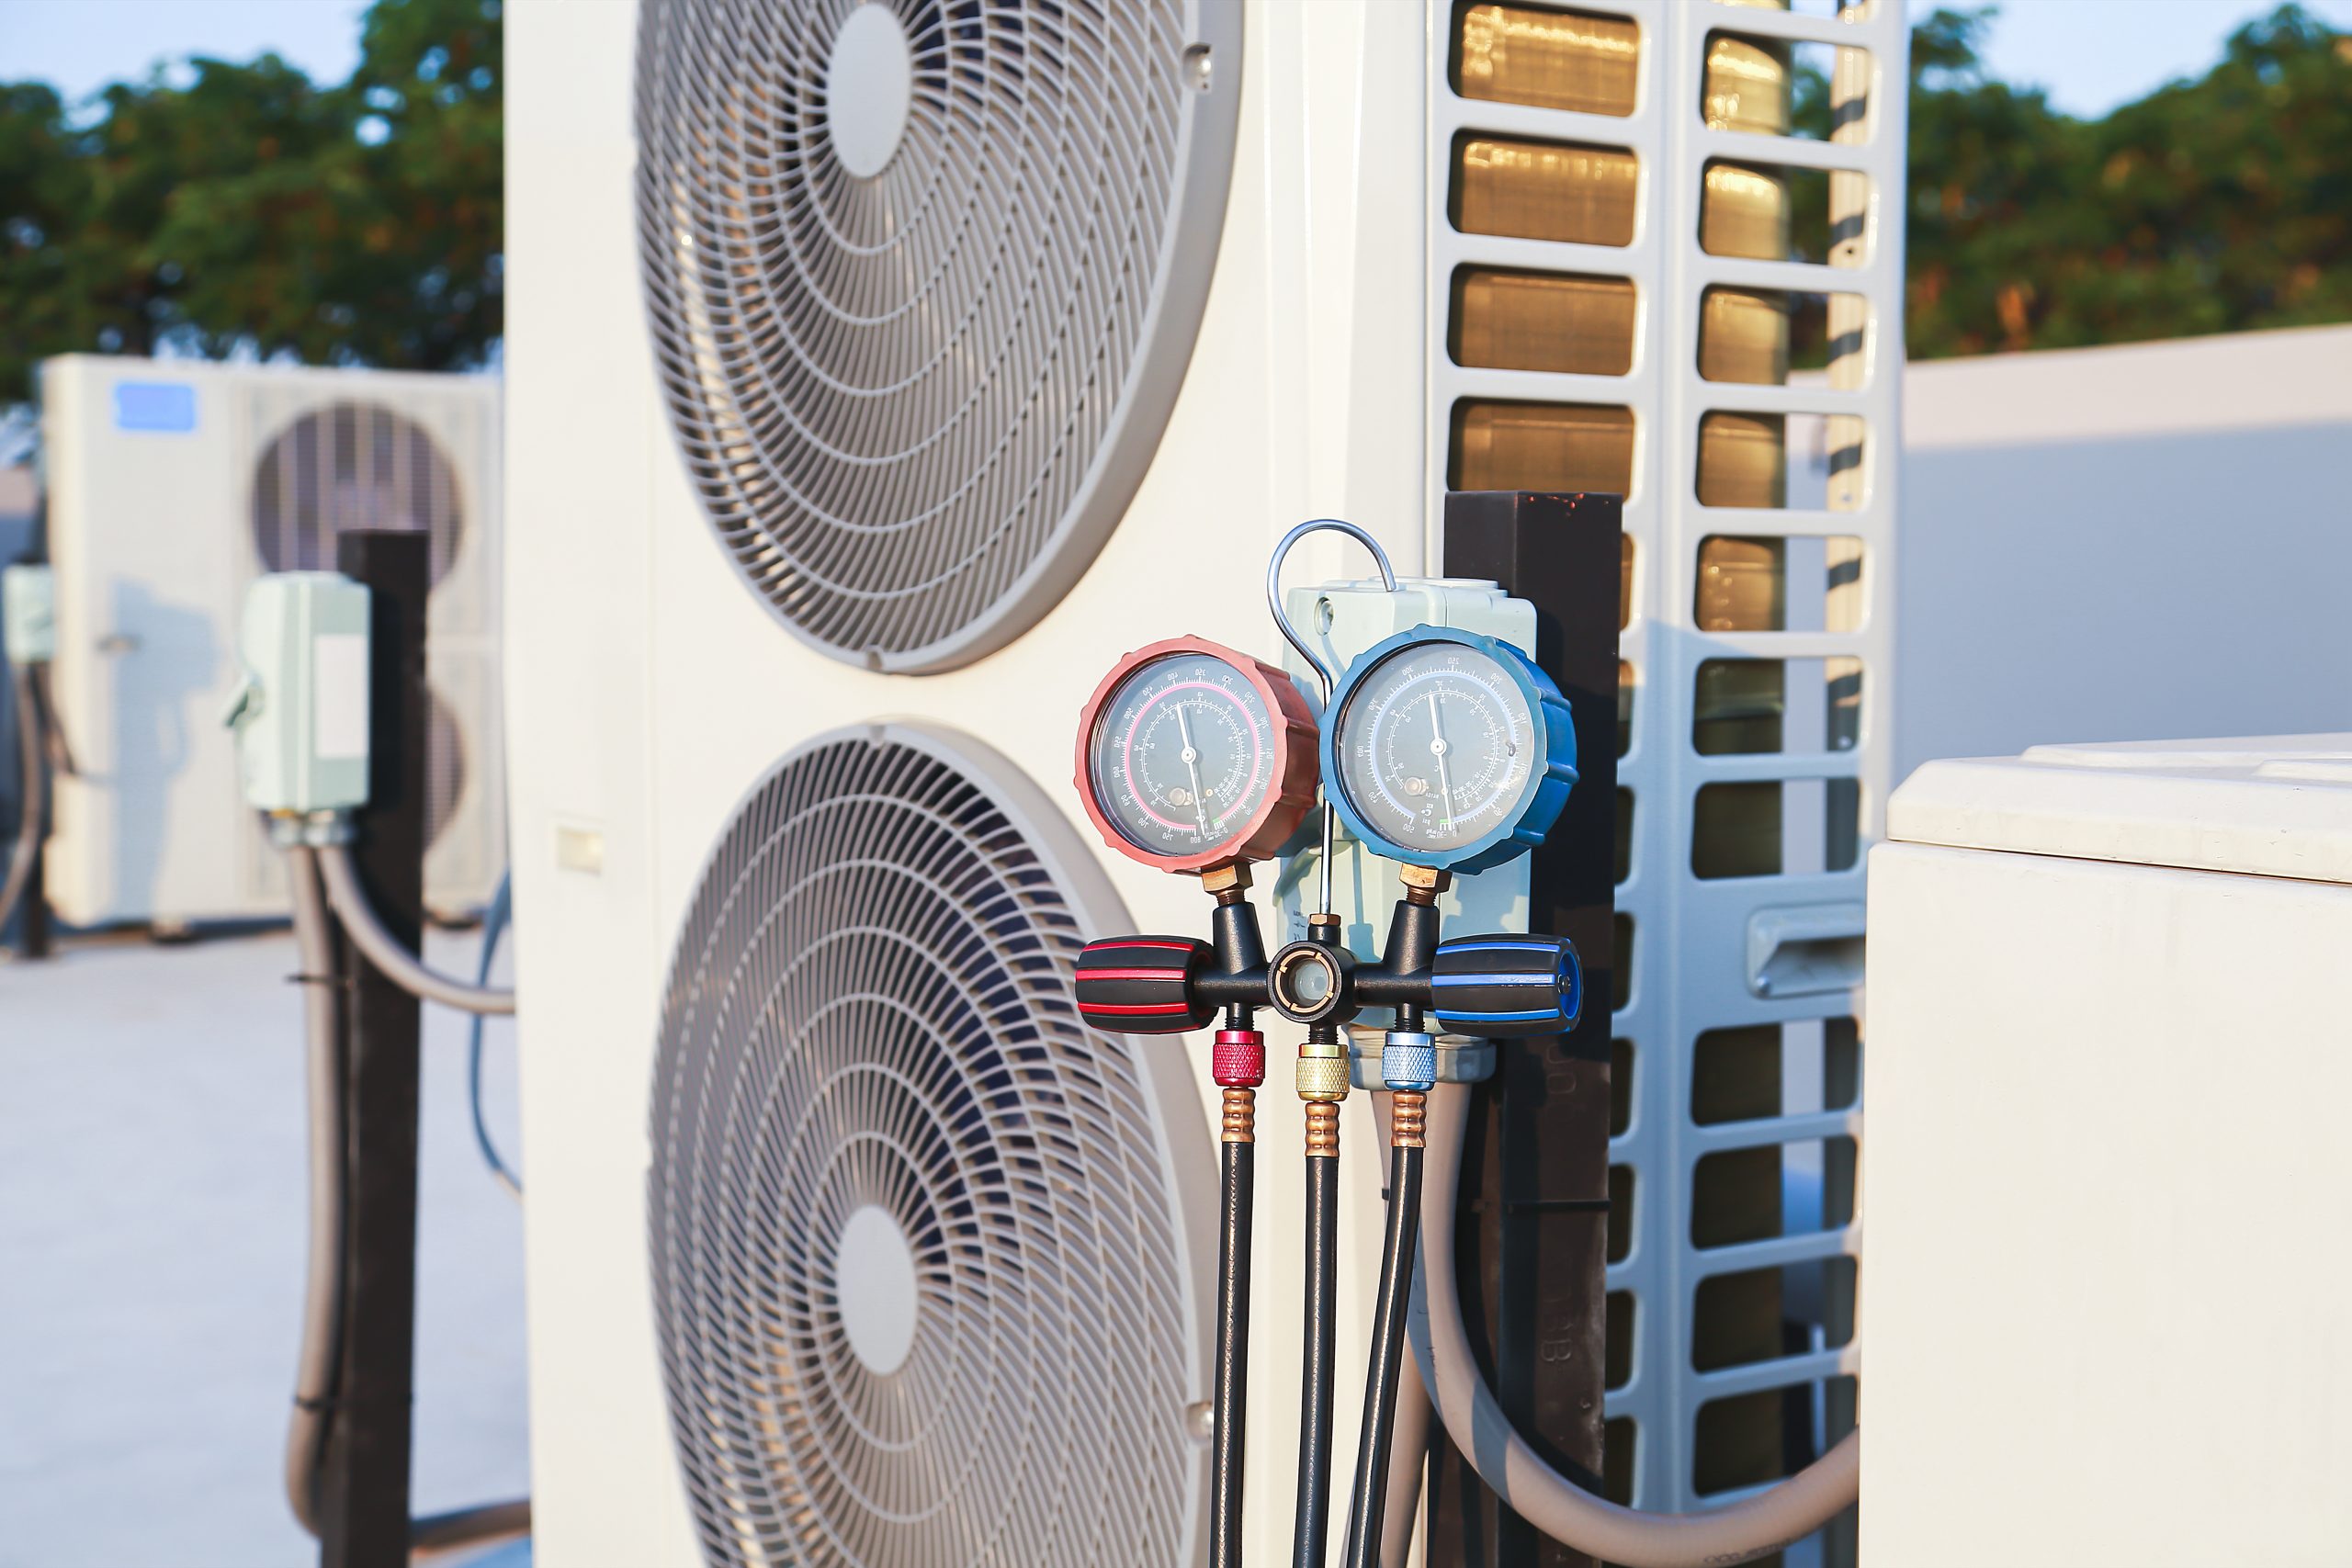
left=1212, top=1028, right=1266, bottom=1089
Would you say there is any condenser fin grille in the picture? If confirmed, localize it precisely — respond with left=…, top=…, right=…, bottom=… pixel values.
left=649, top=725, right=1207, bottom=1565
left=634, top=0, right=1242, bottom=672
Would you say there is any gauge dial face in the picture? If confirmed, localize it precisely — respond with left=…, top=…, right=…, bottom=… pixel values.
left=1086, top=652, right=1281, bottom=862
left=1333, top=641, right=1538, bottom=854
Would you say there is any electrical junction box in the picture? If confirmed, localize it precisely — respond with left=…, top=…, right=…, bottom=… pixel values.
left=3, top=563, right=54, bottom=666
left=1276, top=576, right=1536, bottom=991
left=220, top=572, right=372, bottom=815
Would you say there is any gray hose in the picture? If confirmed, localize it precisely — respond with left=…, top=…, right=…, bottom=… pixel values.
left=317, top=841, right=515, bottom=1015
left=283, top=844, right=345, bottom=1535
left=0, top=666, right=45, bottom=935
left=283, top=844, right=531, bottom=1546
left=1408, top=1085, right=1861, bottom=1568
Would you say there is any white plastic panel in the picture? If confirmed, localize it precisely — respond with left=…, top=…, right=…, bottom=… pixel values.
left=1867, top=745, right=2352, bottom=1561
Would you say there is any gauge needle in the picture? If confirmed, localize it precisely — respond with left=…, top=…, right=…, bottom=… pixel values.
left=1176, top=705, right=1212, bottom=838
left=1428, top=691, right=1457, bottom=831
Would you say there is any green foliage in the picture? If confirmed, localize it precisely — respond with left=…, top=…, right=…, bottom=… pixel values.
left=1906, top=3, right=2352, bottom=358
left=2, top=0, right=2344, bottom=404
left=0, top=0, right=501, bottom=409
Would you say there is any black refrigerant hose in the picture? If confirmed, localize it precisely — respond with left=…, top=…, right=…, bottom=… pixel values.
left=1209, top=1134, right=1253, bottom=1568
left=1292, top=1141, right=1341, bottom=1568
left=1342, top=1134, right=1425, bottom=1568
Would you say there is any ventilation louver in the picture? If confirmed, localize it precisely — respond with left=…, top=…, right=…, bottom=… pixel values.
left=251, top=400, right=464, bottom=586
left=634, top=0, right=1243, bottom=673
left=649, top=725, right=1212, bottom=1564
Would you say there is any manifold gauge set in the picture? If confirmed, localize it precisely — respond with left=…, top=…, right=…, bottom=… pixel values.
left=1068, top=520, right=1581, bottom=1568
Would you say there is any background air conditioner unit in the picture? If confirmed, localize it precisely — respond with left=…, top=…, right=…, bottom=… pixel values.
left=39, top=355, right=504, bottom=927
left=505, top=0, right=1904, bottom=1562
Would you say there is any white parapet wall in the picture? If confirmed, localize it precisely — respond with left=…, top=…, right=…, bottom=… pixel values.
left=1898, top=325, right=2352, bottom=784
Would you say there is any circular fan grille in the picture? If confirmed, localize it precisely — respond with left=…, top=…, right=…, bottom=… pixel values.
left=634, top=0, right=1244, bottom=672
left=250, top=401, right=464, bottom=586
left=650, top=725, right=1209, bottom=1565
left=424, top=690, right=465, bottom=852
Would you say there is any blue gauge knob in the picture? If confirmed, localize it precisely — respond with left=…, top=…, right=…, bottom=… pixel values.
left=1320, top=625, right=1577, bottom=874
left=1429, top=934, right=1582, bottom=1037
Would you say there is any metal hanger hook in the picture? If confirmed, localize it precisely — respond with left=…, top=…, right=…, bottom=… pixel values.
left=1264, top=519, right=1399, bottom=695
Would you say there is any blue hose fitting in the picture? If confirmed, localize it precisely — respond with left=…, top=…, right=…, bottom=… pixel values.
left=1381, top=1030, right=1437, bottom=1093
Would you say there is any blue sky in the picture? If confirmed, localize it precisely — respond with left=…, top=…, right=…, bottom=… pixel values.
left=3, top=0, right=2351, bottom=118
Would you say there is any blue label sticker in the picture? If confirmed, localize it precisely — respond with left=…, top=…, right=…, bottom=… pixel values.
left=112, top=382, right=198, bottom=434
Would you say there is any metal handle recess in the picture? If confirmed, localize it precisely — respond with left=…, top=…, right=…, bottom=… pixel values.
left=1074, top=936, right=1219, bottom=1034
left=1429, top=935, right=1581, bottom=1037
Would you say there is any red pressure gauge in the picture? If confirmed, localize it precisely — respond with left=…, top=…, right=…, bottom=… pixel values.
left=1075, top=635, right=1317, bottom=875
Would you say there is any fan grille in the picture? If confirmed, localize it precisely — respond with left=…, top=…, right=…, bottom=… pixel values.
left=634, top=0, right=1242, bottom=672
left=250, top=400, right=464, bottom=586
left=650, top=727, right=1205, bottom=1565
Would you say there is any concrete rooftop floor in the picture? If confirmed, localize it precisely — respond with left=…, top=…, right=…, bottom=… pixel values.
left=0, top=923, right=530, bottom=1567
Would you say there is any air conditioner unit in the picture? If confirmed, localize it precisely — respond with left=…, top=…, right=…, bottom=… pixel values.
left=39, top=355, right=505, bottom=926
left=505, top=1, right=1904, bottom=1562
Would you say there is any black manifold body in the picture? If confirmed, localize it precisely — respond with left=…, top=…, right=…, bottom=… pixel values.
left=1075, top=897, right=1579, bottom=1040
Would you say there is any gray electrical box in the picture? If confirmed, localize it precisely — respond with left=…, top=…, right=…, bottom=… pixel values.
left=220, top=572, right=372, bottom=815
left=2, top=563, right=55, bottom=666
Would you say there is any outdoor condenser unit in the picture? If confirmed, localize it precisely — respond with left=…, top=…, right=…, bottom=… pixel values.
left=503, top=0, right=1905, bottom=1562
left=1866, top=736, right=2352, bottom=1562
left=38, top=355, right=505, bottom=925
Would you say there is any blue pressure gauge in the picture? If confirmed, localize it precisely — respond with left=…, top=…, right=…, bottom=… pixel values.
left=1320, top=625, right=1577, bottom=875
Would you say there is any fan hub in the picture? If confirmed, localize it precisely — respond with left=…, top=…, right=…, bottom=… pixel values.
left=834, top=1203, right=919, bottom=1376
left=824, top=4, right=912, bottom=180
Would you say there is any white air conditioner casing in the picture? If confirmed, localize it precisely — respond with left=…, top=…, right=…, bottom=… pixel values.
left=507, top=0, right=1905, bottom=1562
left=1866, top=736, right=2352, bottom=1562
left=39, top=355, right=505, bottom=925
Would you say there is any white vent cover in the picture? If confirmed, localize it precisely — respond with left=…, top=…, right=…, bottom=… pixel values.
left=648, top=724, right=1212, bottom=1564
left=633, top=0, right=1243, bottom=672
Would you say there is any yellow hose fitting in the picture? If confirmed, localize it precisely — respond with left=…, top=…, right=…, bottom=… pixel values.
left=1295, top=1039, right=1349, bottom=1105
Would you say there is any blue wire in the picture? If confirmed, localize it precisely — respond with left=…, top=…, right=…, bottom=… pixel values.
left=469, top=870, right=521, bottom=1197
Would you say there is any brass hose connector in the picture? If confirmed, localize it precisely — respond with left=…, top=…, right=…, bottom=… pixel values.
left=1397, top=863, right=1453, bottom=907
left=1221, top=1086, right=1256, bottom=1145
left=1389, top=1089, right=1427, bottom=1151
left=1296, top=1034, right=1350, bottom=1106
left=1304, top=1100, right=1340, bottom=1160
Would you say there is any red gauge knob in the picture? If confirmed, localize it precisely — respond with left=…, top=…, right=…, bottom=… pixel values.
left=1074, top=936, right=1218, bottom=1034
left=1075, top=635, right=1317, bottom=876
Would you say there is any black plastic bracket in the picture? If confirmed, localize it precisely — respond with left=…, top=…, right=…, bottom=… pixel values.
left=316, top=530, right=430, bottom=1568
left=1430, top=490, right=1623, bottom=1568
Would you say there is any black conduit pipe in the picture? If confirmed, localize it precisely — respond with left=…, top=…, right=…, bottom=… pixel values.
left=0, top=666, right=46, bottom=934
left=1343, top=1137, right=1425, bottom=1568
left=1292, top=1146, right=1340, bottom=1568
left=1210, top=1136, right=1253, bottom=1568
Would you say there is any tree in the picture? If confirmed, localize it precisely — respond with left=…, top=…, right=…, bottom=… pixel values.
left=1905, top=4, right=2352, bottom=358
left=0, top=0, right=501, bottom=423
